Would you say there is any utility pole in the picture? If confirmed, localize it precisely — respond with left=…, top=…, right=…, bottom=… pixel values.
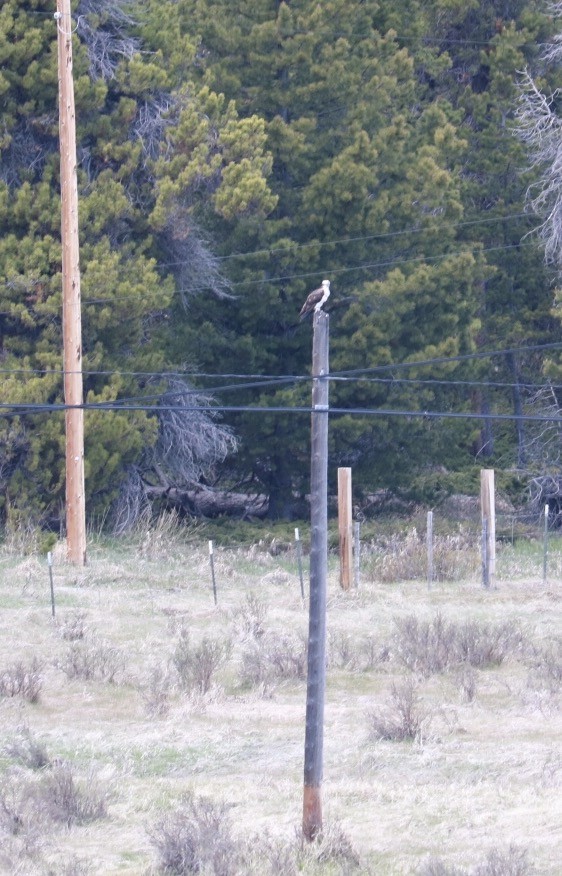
left=302, top=310, right=329, bottom=842
left=56, top=0, right=87, bottom=565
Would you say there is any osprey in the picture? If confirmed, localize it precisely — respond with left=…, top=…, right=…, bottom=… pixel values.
left=299, top=279, right=330, bottom=320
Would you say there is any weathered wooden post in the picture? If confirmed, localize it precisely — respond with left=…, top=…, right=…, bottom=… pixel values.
left=427, top=510, right=434, bottom=590
left=480, top=469, right=495, bottom=588
left=353, top=521, right=361, bottom=589
left=481, top=517, right=489, bottom=589
left=57, top=0, right=87, bottom=565
left=338, top=467, right=353, bottom=591
left=303, top=309, right=329, bottom=842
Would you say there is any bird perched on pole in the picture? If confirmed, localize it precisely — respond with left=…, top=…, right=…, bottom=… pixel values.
left=299, top=279, right=330, bottom=320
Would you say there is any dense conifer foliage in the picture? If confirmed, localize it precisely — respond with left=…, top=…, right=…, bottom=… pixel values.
left=0, top=0, right=561, bottom=525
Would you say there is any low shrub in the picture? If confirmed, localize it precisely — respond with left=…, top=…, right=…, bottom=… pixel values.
left=172, top=629, right=230, bottom=694
left=418, top=844, right=532, bottom=876
left=0, top=657, right=43, bottom=703
left=232, top=592, right=268, bottom=640
left=148, top=791, right=241, bottom=875
left=526, top=637, right=562, bottom=696
left=3, top=726, right=50, bottom=771
left=392, top=614, right=524, bottom=677
left=57, top=611, right=88, bottom=642
left=366, top=528, right=478, bottom=583
left=141, top=664, right=172, bottom=718
left=239, top=631, right=307, bottom=689
left=57, top=636, right=125, bottom=683
left=38, top=763, right=108, bottom=827
left=368, top=679, right=429, bottom=742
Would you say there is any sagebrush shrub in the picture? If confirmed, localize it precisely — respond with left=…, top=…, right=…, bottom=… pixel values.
left=239, top=631, right=307, bottom=689
left=366, top=528, right=478, bottom=583
left=368, top=679, right=429, bottom=742
left=172, top=628, right=229, bottom=694
left=392, top=614, right=524, bottom=677
left=141, top=664, right=171, bottom=717
left=38, top=763, right=108, bottom=827
left=57, top=636, right=125, bottom=683
left=149, top=791, right=241, bottom=875
left=57, top=610, right=88, bottom=642
left=418, top=844, right=532, bottom=876
left=526, top=638, right=562, bottom=695
left=0, top=657, right=43, bottom=703
left=3, top=725, right=50, bottom=770
left=233, top=592, right=267, bottom=640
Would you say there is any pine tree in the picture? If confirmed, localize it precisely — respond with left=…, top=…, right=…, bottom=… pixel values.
left=0, top=0, right=276, bottom=526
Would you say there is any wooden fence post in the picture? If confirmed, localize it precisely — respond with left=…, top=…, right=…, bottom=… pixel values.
left=427, top=510, right=434, bottom=589
left=480, top=469, right=495, bottom=588
left=338, top=468, right=353, bottom=591
left=353, top=521, right=361, bottom=589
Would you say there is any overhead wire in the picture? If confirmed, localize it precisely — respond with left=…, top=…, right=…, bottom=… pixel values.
left=0, top=210, right=540, bottom=308
left=1, top=400, right=562, bottom=429
left=154, top=211, right=535, bottom=270
left=0, top=340, right=561, bottom=387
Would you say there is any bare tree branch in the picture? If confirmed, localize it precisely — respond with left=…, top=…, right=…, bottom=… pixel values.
left=515, top=7, right=562, bottom=266
left=157, top=209, right=234, bottom=302
left=76, top=0, right=139, bottom=81
left=111, top=378, right=239, bottom=531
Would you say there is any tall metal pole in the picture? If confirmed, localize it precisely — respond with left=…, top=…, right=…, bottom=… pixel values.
left=302, top=310, right=329, bottom=841
left=56, top=0, right=87, bottom=565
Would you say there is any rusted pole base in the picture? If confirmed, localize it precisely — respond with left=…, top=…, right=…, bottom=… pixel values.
left=303, top=784, right=322, bottom=841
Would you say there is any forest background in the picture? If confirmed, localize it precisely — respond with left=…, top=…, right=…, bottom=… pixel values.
left=2, top=0, right=562, bottom=531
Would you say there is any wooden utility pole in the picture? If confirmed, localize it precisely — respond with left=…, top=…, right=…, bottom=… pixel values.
left=338, top=467, right=353, bottom=590
left=302, top=310, right=329, bottom=842
left=57, top=0, right=87, bottom=565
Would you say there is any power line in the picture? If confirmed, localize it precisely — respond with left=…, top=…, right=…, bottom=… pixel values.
left=155, top=212, right=533, bottom=270
left=0, top=213, right=540, bottom=309
left=1, top=340, right=561, bottom=385
left=23, top=3, right=526, bottom=48
left=33, top=239, right=537, bottom=309
left=331, top=341, right=562, bottom=378
left=1, top=399, right=562, bottom=426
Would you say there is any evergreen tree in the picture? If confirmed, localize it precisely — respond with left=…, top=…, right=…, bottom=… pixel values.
left=0, top=0, right=275, bottom=526
left=163, top=0, right=490, bottom=512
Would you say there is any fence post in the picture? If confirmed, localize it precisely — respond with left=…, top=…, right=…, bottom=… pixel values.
left=481, top=517, right=490, bottom=589
left=353, top=521, right=361, bottom=589
left=338, top=467, right=353, bottom=591
left=480, top=469, right=495, bottom=588
left=427, top=510, right=434, bottom=589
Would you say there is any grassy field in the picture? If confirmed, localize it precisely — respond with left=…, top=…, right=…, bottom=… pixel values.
left=0, top=518, right=560, bottom=875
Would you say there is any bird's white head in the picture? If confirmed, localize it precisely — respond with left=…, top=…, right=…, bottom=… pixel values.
left=317, top=279, right=331, bottom=309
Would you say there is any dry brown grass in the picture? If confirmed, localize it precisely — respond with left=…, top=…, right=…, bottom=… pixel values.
left=0, top=527, right=560, bottom=874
